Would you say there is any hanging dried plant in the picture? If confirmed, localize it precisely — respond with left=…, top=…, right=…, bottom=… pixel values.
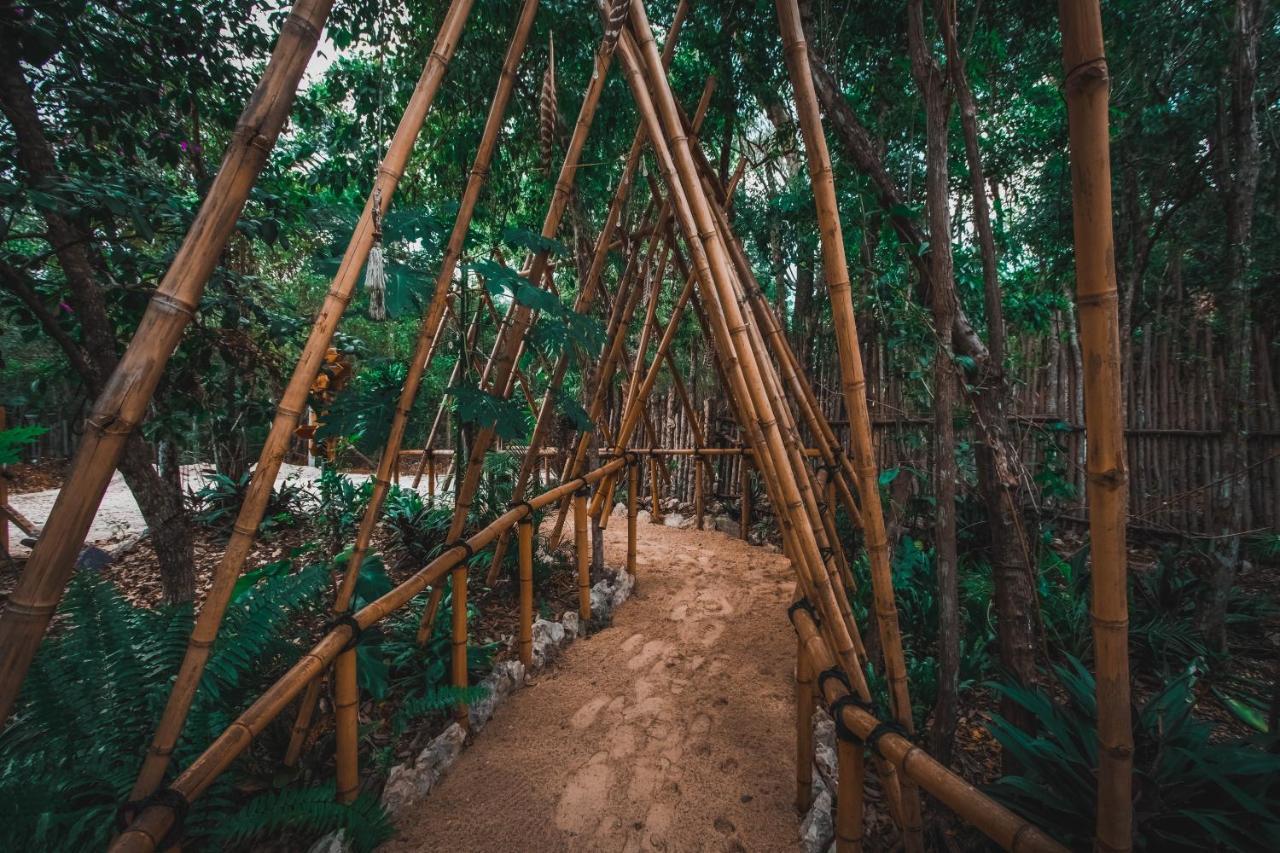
left=539, top=35, right=557, bottom=176
left=602, top=0, right=629, bottom=53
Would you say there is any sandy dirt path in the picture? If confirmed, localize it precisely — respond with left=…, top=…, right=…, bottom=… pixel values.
left=385, top=520, right=800, bottom=852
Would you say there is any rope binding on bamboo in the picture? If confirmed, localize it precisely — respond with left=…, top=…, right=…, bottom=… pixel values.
left=324, top=613, right=365, bottom=652
left=116, top=787, right=189, bottom=849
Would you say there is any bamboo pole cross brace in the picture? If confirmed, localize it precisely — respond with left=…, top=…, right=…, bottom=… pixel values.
left=111, top=458, right=627, bottom=852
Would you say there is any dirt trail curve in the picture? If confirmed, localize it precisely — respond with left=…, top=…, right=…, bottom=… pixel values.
left=386, top=521, right=800, bottom=852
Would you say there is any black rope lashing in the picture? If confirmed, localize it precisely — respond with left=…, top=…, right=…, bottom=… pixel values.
left=325, top=613, right=364, bottom=652
left=787, top=597, right=818, bottom=628
left=117, top=787, right=190, bottom=848
left=507, top=500, right=533, bottom=518
left=864, top=720, right=912, bottom=758
left=828, top=693, right=875, bottom=744
left=816, top=665, right=851, bottom=698
left=446, top=539, right=475, bottom=562
left=624, top=451, right=640, bottom=465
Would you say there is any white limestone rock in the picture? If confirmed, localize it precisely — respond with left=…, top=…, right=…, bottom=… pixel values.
left=799, top=783, right=835, bottom=853
left=307, top=829, right=351, bottom=853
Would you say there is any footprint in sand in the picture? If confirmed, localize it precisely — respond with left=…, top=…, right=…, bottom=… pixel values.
left=570, top=694, right=612, bottom=730
left=628, top=638, right=671, bottom=671
left=555, top=754, right=614, bottom=834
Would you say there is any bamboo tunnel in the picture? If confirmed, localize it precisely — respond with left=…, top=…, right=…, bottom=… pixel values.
left=127, top=0, right=478, bottom=799
left=0, top=0, right=341, bottom=727
left=111, top=458, right=627, bottom=853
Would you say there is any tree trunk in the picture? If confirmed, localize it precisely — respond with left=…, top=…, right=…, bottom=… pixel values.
left=0, top=49, right=194, bottom=603
left=907, top=0, right=959, bottom=765
left=800, top=14, right=1039, bottom=738
left=1204, top=0, right=1264, bottom=652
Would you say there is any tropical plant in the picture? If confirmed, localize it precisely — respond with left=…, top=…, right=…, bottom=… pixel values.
left=316, top=465, right=373, bottom=552
left=0, top=569, right=391, bottom=852
left=987, top=658, right=1280, bottom=851
left=186, top=469, right=312, bottom=536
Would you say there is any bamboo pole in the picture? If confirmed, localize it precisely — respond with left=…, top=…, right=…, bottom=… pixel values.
left=418, top=10, right=624, bottom=644
left=739, top=460, right=752, bottom=541
left=648, top=454, right=663, bottom=523
left=835, top=737, right=866, bottom=852
left=111, top=458, right=627, bottom=853
left=574, top=489, right=590, bottom=620
left=1059, top=3, right=1133, bottom=849
left=0, top=407, right=7, bottom=556
left=788, top=605, right=1068, bottom=853
left=333, top=648, right=360, bottom=802
left=796, top=641, right=815, bottom=812
left=125, top=0, right=476, bottom=798
left=518, top=516, right=534, bottom=667
left=773, top=2, right=925, bottom=842
left=627, top=456, right=639, bottom=575
left=694, top=458, right=705, bottom=529
left=451, top=559, right=468, bottom=723
left=0, top=0, right=340, bottom=727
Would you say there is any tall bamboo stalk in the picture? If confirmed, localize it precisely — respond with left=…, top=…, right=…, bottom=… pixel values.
left=0, top=0, right=340, bottom=727
left=574, top=489, right=590, bottom=619
left=1059, top=3, right=1133, bottom=849
left=627, top=457, right=639, bottom=574
left=796, top=641, right=815, bottom=811
left=126, top=0, right=477, bottom=797
left=774, top=2, right=926, bottom=843
left=835, top=737, right=865, bottom=852
left=518, top=516, right=534, bottom=666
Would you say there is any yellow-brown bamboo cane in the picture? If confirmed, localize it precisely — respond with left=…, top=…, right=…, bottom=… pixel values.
left=111, top=457, right=626, bottom=853
left=796, top=641, right=815, bottom=812
left=627, top=456, right=639, bottom=575
left=774, top=3, right=927, bottom=843
left=1059, top=3, right=1133, bottom=849
left=126, top=0, right=476, bottom=798
left=0, top=0, right=340, bottom=727
left=417, top=16, right=623, bottom=645
left=450, top=559, right=468, bottom=724
left=835, top=736, right=865, bottom=852
left=518, top=516, right=534, bottom=667
left=574, top=489, right=590, bottom=619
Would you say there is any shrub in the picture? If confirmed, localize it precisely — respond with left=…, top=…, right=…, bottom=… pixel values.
left=0, top=569, right=392, bottom=852
left=987, top=658, right=1280, bottom=851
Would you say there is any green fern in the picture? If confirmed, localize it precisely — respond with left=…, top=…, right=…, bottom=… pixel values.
left=205, top=784, right=392, bottom=852
left=0, top=567, right=387, bottom=853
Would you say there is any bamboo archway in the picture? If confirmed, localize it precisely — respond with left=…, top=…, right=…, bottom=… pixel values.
left=0, top=1, right=1129, bottom=851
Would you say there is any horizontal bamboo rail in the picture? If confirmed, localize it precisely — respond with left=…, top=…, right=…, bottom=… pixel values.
left=787, top=605, right=1067, bottom=853
left=111, top=456, right=628, bottom=852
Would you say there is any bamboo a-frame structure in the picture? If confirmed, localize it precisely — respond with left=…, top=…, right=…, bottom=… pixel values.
left=0, top=1, right=1130, bottom=850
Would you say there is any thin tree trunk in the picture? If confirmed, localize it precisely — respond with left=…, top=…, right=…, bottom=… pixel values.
left=1204, top=0, right=1264, bottom=652
left=907, top=0, right=959, bottom=766
left=0, top=50, right=194, bottom=603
